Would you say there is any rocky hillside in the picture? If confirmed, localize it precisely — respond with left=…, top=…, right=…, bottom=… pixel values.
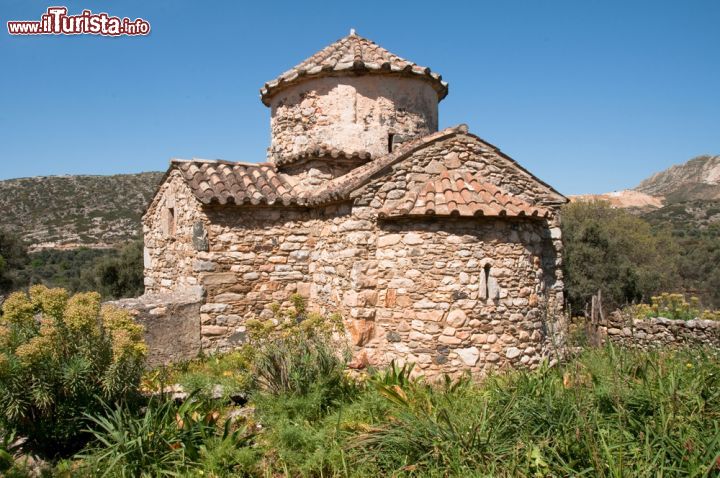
left=569, top=190, right=663, bottom=211
left=635, top=155, right=720, bottom=203
left=571, top=155, right=720, bottom=212
left=642, top=199, right=720, bottom=232
left=0, top=172, right=163, bottom=250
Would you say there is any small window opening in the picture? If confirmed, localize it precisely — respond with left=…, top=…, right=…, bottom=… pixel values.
left=483, top=264, right=491, bottom=299
left=167, top=207, right=176, bottom=236
left=388, top=133, right=395, bottom=153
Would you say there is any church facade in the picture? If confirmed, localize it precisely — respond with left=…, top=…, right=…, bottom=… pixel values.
left=142, top=32, right=567, bottom=375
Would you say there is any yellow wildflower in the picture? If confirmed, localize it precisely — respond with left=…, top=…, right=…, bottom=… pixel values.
left=1, top=291, right=35, bottom=327
left=30, top=285, right=68, bottom=320
left=64, top=292, right=102, bottom=334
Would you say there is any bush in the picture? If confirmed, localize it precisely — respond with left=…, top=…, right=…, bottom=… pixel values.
left=79, top=395, right=255, bottom=477
left=90, top=241, right=144, bottom=300
left=246, top=347, right=720, bottom=476
left=0, top=230, right=28, bottom=295
left=245, top=296, right=361, bottom=474
left=247, top=294, right=350, bottom=398
left=6, top=241, right=144, bottom=301
left=158, top=349, right=254, bottom=403
left=0, top=286, right=146, bottom=457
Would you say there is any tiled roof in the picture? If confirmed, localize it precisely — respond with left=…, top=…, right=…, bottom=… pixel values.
left=379, top=171, right=551, bottom=218
left=302, top=126, right=468, bottom=205
left=168, top=125, right=565, bottom=214
left=303, top=125, right=567, bottom=207
left=173, top=160, right=296, bottom=206
left=260, top=31, right=448, bottom=106
left=274, top=144, right=372, bottom=168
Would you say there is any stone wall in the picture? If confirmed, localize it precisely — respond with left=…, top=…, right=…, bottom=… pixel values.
left=355, top=131, right=565, bottom=209
left=602, top=311, right=720, bottom=349
left=268, top=76, right=438, bottom=165
left=141, top=135, right=567, bottom=375
left=367, top=218, right=563, bottom=377
left=109, top=292, right=202, bottom=367
left=143, top=170, right=208, bottom=295
left=142, top=200, right=565, bottom=375
left=196, top=203, right=370, bottom=352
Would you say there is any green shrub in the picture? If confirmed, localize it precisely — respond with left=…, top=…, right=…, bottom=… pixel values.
left=0, top=286, right=146, bottom=457
left=90, top=241, right=144, bottom=300
left=247, top=294, right=350, bottom=398
left=166, top=349, right=254, bottom=402
left=246, top=296, right=361, bottom=474
left=0, top=229, right=28, bottom=295
left=83, top=343, right=720, bottom=476
left=79, top=395, right=255, bottom=477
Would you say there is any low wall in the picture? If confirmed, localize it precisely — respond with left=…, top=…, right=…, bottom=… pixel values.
left=601, top=311, right=720, bottom=349
left=108, top=292, right=202, bottom=367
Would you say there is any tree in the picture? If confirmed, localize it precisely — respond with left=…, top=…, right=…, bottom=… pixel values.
left=672, top=223, right=720, bottom=308
left=0, top=230, right=28, bottom=294
left=561, top=201, right=678, bottom=313
left=88, top=241, right=145, bottom=299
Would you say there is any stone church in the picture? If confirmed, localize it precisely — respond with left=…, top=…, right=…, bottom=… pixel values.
left=142, top=31, right=568, bottom=375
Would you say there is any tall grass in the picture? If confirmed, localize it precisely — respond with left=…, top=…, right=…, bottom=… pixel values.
left=341, top=347, right=720, bottom=477
left=254, top=347, right=720, bottom=477
left=74, top=343, right=720, bottom=476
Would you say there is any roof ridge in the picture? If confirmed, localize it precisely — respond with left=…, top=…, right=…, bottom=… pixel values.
left=170, top=158, right=273, bottom=168
left=260, top=33, right=448, bottom=105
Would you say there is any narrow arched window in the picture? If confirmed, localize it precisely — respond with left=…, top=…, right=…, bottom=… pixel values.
left=166, top=207, right=175, bottom=236
left=483, top=264, right=491, bottom=299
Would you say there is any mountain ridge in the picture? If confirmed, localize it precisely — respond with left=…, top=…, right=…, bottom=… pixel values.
left=635, top=155, right=720, bottom=202
left=570, top=154, right=720, bottom=211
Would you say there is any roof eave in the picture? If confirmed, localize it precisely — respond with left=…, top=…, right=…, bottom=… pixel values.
left=260, top=69, right=449, bottom=107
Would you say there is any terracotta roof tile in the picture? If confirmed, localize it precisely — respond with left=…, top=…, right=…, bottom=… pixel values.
left=301, top=126, right=467, bottom=205
left=274, top=144, right=372, bottom=168
left=379, top=171, right=551, bottom=219
left=260, top=32, right=448, bottom=105
left=172, top=160, right=297, bottom=206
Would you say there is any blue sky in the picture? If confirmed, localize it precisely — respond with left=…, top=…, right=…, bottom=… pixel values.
left=1, top=0, right=718, bottom=194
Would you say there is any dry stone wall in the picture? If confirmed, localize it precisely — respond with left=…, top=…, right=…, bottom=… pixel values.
left=602, top=312, right=720, bottom=349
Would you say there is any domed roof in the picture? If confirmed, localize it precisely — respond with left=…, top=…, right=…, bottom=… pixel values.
left=260, top=30, right=449, bottom=106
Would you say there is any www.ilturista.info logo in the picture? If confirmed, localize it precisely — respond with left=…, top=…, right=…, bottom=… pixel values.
left=7, top=7, right=150, bottom=36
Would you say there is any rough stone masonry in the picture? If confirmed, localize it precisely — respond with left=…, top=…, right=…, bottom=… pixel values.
left=124, top=31, right=570, bottom=376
